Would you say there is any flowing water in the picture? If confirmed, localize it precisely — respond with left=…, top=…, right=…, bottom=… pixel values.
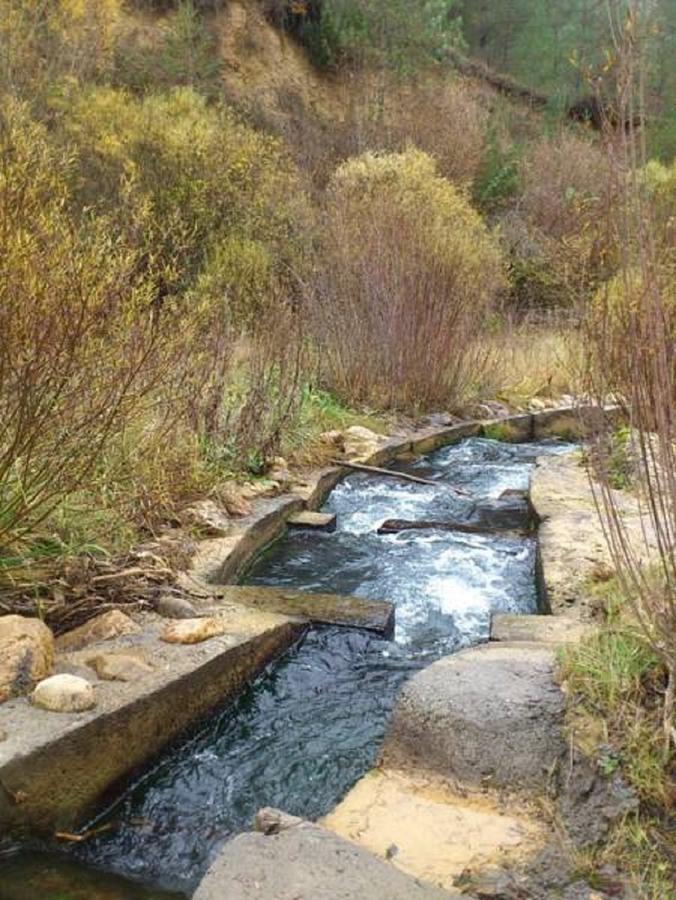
left=0, top=437, right=574, bottom=899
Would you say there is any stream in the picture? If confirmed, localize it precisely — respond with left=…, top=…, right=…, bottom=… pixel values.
left=0, top=437, right=574, bottom=900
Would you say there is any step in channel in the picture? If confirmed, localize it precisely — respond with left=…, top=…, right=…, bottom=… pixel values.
left=203, top=584, right=394, bottom=637
left=287, top=510, right=337, bottom=531
left=490, top=613, right=595, bottom=644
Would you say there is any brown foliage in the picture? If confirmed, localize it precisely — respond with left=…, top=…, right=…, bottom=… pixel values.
left=582, top=2, right=675, bottom=749
left=0, top=100, right=167, bottom=547
left=309, top=150, right=505, bottom=411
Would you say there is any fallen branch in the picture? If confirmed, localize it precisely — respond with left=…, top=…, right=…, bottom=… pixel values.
left=377, top=518, right=520, bottom=537
left=55, top=822, right=117, bottom=843
left=333, top=460, right=470, bottom=495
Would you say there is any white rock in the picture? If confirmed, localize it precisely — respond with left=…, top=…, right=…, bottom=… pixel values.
left=32, top=674, right=96, bottom=712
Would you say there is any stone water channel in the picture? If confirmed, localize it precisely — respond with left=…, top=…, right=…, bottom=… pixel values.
left=0, top=436, right=575, bottom=899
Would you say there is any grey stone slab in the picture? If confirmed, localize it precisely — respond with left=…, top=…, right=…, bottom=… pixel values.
left=193, top=824, right=459, bottom=900
left=0, top=614, right=301, bottom=834
left=491, top=614, right=595, bottom=644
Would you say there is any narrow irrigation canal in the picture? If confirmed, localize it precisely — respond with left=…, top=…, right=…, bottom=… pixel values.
left=0, top=437, right=574, bottom=899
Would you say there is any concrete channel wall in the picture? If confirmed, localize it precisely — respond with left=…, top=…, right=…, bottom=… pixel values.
left=0, top=405, right=620, bottom=836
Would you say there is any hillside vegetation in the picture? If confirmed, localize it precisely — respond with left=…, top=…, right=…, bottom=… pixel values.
left=1, top=0, right=672, bottom=559
left=0, top=0, right=674, bottom=893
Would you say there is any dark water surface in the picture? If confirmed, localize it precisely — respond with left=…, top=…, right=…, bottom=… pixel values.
left=0, top=438, right=574, bottom=898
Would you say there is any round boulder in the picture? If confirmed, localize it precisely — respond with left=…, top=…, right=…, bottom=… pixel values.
left=55, top=610, right=141, bottom=653
left=32, top=674, right=96, bottom=713
left=157, top=594, right=199, bottom=620
left=0, top=615, right=54, bottom=703
left=381, top=643, right=566, bottom=792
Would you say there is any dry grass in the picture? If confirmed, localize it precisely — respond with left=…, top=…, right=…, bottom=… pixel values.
left=470, top=321, right=581, bottom=407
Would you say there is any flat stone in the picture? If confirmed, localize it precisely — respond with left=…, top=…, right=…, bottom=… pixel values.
left=31, top=674, right=95, bottom=713
left=323, top=768, right=544, bottom=891
left=160, top=617, right=231, bottom=645
left=193, top=823, right=458, bottom=900
left=287, top=510, right=337, bottom=531
left=267, top=457, right=291, bottom=486
left=56, top=610, right=141, bottom=653
left=382, top=643, right=566, bottom=792
left=156, top=594, right=199, bottom=619
left=183, top=499, right=231, bottom=536
left=491, top=614, right=595, bottom=645
left=0, top=615, right=54, bottom=703
left=205, top=585, right=394, bottom=637
left=344, top=425, right=388, bottom=461
left=85, top=652, right=153, bottom=682
left=319, top=430, right=346, bottom=451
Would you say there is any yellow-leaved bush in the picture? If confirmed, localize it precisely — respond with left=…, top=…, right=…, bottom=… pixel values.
left=311, top=149, right=505, bottom=410
left=58, top=86, right=312, bottom=325
left=0, top=86, right=314, bottom=549
left=590, top=266, right=675, bottom=397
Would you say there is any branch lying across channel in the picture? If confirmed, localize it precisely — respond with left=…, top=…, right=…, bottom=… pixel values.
left=333, top=460, right=470, bottom=496
left=377, top=518, right=517, bottom=537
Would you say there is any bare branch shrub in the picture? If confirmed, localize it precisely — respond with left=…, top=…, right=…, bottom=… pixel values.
left=581, top=2, right=675, bottom=747
left=0, top=99, right=165, bottom=548
left=354, top=75, right=489, bottom=186
left=310, top=149, right=505, bottom=411
left=504, top=130, right=621, bottom=311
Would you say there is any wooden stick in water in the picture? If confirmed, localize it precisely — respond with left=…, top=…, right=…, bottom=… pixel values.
left=332, top=460, right=470, bottom=496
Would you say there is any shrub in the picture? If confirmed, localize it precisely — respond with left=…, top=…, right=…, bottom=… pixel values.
left=311, top=149, right=505, bottom=410
left=58, top=85, right=311, bottom=322
left=0, top=99, right=165, bottom=548
left=590, top=267, right=676, bottom=397
left=365, top=76, right=489, bottom=187
left=520, top=131, right=614, bottom=241
left=642, top=158, right=675, bottom=248
left=0, top=0, right=122, bottom=103
left=507, top=131, right=620, bottom=310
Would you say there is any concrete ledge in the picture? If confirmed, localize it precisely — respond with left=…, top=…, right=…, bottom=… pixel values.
left=0, top=614, right=303, bottom=835
left=491, top=613, right=595, bottom=644
left=202, top=585, right=395, bottom=637
left=480, top=414, right=533, bottom=442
